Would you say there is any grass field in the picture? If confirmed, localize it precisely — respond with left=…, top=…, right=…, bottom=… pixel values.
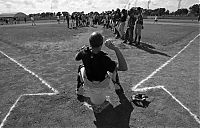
left=0, top=20, right=199, bottom=128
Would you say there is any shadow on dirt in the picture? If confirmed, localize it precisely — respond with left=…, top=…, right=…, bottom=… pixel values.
left=83, top=93, right=134, bottom=128
left=125, top=41, right=171, bottom=57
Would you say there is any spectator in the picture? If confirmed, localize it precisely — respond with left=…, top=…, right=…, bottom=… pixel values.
left=134, top=7, right=144, bottom=45
left=114, top=8, right=121, bottom=39
left=31, top=16, right=36, bottom=26
left=71, top=14, right=75, bottom=28
left=153, top=15, right=158, bottom=24
left=123, top=8, right=136, bottom=44
left=13, top=17, right=17, bottom=24
left=24, top=17, right=27, bottom=23
left=75, top=14, right=79, bottom=27
left=118, top=9, right=127, bottom=40
left=57, top=15, right=60, bottom=24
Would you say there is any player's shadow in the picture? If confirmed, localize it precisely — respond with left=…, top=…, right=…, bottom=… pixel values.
left=83, top=93, right=134, bottom=128
left=128, top=42, right=171, bottom=57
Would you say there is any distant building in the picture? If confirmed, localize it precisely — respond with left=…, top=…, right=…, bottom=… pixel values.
left=0, top=12, right=27, bottom=25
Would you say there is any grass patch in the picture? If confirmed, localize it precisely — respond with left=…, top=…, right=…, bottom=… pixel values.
left=0, top=22, right=199, bottom=127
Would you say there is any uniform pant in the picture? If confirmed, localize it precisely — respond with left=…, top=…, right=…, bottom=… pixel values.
left=118, top=22, right=125, bottom=38
left=77, top=67, right=119, bottom=105
left=125, top=27, right=134, bottom=42
left=135, top=24, right=142, bottom=36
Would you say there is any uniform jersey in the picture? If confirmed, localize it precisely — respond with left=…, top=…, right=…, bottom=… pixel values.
left=136, top=14, right=143, bottom=25
left=128, top=14, right=136, bottom=27
left=31, top=17, right=34, bottom=21
left=75, top=48, right=116, bottom=82
left=120, top=13, right=127, bottom=22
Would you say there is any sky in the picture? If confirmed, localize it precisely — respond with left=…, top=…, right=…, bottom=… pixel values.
left=0, top=0, right=199, bottom=14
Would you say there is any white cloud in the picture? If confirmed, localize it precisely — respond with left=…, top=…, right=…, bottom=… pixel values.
left=5, top=3, right=12, bottom=8
left=87, top=0, right=92, bottom=5
left=36, top=0, right=46, bottom=2
left=0, top=0, right=199, bottom=14
left=23, top=0, right=36, bottom=8
left=151, top=0, right=198, bottom=10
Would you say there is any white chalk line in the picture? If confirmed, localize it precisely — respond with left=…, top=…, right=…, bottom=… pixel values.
left=132, top=34, right=200, bottom=124
left=134, top=86, right=200, bottom=124
left=0, top=34, right=199, bottom=127
left=0, top=50, right=59, bottom=128
left=0, top=50, right=58, bottom=94
left=162, top=87, right=200, bottom=124
left=133, top=85, right=164, bottom=92
left=132, top=33, right=200, bottom=91
left=0, top=95, right=23, bottom=128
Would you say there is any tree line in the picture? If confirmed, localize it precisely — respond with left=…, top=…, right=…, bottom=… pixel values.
left=143, top=4, right=199, bottom=16
left=29, top=4, right=199, bottom=18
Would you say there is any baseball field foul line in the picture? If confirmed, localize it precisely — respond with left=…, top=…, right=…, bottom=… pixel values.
left=0, top=34, right=199, bottom=127
left=162, top=87, right=200, bottom=124
left=0, top=95, right=23, bottom=128
left=132, top=33, right=200, bottom=91
left=134, top=86, right=200, bottom=124
left=0, top=50, right=58, bottom=94
left=132, top=34, right=200, bottom=124
left=0, top=50, right=59, bottom=128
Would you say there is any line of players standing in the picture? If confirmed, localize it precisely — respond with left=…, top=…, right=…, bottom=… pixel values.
left=61, top=12, right=101, bottom=29
left=102, top=7, right=144, bottom=45
left=60, top=7, right=144, bottom=45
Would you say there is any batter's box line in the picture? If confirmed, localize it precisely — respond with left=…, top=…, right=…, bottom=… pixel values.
left=0, top=50, right=59, bottom=128
left=0, top=34, right=199, bottom=127
left=131, top=34, right=200, bottom=124
left=134, top=86, right=200, bottom=124
left=0, top=50, right=59, bottom=94
left=132, top=33, right=200, bottom=91
left=0, top=92, right=58, bottom=128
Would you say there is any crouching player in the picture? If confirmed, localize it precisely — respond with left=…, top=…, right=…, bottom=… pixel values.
left=75, top=32, right=128, bottom=113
